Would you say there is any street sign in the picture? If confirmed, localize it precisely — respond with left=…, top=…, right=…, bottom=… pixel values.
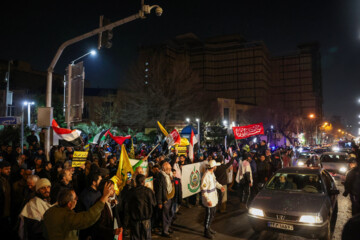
left=0, top=116, right=21, bottom=125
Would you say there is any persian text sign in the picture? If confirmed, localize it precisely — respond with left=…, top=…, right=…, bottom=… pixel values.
left=181, top=163, right=201, bottom=198
left=232, top=123, right=264, bottom=139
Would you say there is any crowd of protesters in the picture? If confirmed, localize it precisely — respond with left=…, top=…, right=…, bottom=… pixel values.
left=0, top=130, right=322, bottom=240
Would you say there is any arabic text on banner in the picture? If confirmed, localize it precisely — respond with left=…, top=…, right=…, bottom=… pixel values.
left=232, top=123, right=264, bottom=140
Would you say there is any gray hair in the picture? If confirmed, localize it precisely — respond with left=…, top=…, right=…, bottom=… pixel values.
left=27, top=174, right=39, bottom=183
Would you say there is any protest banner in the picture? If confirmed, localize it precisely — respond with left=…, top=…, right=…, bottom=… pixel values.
left=232, top=123, right=264, bottom=140
left=130, top=159, right=149, bottom=176
left=72, top=151, right=88, bottom=167
left=181, top=162, right=201, bottom=198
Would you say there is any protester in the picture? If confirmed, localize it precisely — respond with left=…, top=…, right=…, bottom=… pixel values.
left=0, top=160, right=11, bottom=235
left=201, top=160, right=225, bottom=239
left=50, top=168, right=73, bottom=204
left=343, top=158, right=360, bottom=216
left=214, top=153, right=235, bottom=213
left=93, top=180, right=122, bottom=240
left=19, top=178, right=52, bottom=240
left=127, top=174, right=156, bottom=240
left=43, top=182, right=112, bottom=240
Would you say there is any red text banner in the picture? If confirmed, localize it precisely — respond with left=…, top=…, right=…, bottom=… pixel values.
left=232, top=123, right=264, bottom=139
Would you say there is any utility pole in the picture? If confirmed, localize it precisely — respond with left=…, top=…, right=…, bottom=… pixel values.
left=5, top=60, right=12, bottom=116
left=66, top=64, right=72, bottom=129
left=44, top=2, right=163, bottom=158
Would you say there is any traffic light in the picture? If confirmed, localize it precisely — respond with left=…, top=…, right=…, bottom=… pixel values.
left=98, top=16, right=113, bottom=49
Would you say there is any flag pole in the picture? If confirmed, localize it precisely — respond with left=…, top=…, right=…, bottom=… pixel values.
left=147, top=143, right=160, bottom=158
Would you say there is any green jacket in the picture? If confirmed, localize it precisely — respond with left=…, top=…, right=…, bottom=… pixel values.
left=44, top=200, right=104, bottom=240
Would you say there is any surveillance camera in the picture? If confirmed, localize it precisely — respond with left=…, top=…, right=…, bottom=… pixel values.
left=155, top=7, right=163, bottom=16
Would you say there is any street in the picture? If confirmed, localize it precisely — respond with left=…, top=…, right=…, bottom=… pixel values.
left=146, top=183, right=351, bottom=240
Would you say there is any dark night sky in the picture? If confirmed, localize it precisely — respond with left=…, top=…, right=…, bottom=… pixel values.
left=1, top=0, right=360, bottom=133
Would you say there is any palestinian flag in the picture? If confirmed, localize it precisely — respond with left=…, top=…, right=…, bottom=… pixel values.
left=90, top=129, right=109, bottom=146
left=52, top=119, right=82, bottom=146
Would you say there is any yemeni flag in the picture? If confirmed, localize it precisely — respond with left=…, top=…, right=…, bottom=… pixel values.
left=52, top=119, right=82, bottom=146
left=106, top=130, right=131, bottom=145
left=189, top=129, right=198, bottom=162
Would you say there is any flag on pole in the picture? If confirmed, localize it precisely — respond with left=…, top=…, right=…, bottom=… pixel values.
left=157, top=121, right=169, bottom=136
left=189, top=129, right=198, bottom=161
left=106, top=130, right=131, bottom=146
left=90, top=129, right=109, bottom=145
left=52, top=119, right=82, bottom=146
left=111, top=144, right=134, bottom=195
left=165, top=129, right=181, bottom=147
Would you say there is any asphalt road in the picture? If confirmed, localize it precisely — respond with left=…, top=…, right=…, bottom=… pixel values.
left=141, top=182, right=352, bottom=240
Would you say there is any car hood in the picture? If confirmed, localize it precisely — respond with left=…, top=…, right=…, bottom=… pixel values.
left=250, top=189, right=327, bottom=215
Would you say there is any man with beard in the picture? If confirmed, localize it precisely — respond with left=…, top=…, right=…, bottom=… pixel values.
left=20, top=178, right=52, bottom=240
left=0, top=160, right=11, bottom=235
left=77, top=173, right=102, bottom=240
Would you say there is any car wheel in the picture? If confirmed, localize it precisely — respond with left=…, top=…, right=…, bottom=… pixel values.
left=319, top=220, right=331, bottom=240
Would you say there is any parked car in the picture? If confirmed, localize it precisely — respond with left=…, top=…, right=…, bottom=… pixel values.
left=248, top=167, right=339, bottom=240
left=320, top=152, right=349, bottom=181
left=293, top=152, right=312, bottom=167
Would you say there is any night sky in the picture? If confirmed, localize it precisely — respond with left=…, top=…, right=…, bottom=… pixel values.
left=1, top=0, right=360, bottom=133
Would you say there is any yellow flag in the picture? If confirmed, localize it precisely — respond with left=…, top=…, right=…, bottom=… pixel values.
left=111, top=144, right=134, bottom=195
left=157, top=121, right=169, bottom=136
left=180, top=137, right=190, bottom=146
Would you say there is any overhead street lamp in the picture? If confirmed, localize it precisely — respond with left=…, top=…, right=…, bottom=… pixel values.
left=44, top=0, right=163, bottom=158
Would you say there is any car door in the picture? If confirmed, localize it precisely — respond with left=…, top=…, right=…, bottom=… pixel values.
left=321, top=170, right=337, bottom=208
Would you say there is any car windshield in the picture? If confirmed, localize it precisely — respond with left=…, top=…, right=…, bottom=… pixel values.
left=298, top=153, right=310, bottom=158
left=314, top=149, right=327, bottom=154
left=266, top=173, right=324, bottom=193
left=321, top=154, right=348, bottom=163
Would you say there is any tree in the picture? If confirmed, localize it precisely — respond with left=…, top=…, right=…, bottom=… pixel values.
left=93, top=95, right=121, bottom=126
left=119, top=53, right=212, bottom=129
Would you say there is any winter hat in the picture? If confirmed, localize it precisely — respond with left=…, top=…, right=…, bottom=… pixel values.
left=0, top=160, right=10, bottom=168
left=36, top=178, right=51, bottom=191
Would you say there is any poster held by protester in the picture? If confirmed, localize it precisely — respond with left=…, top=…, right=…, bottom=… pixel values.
left=72, top=151, right=88, bottom=167
left=232, top=123, right=264, bottom=140
left=181, top=162, right=201, bottom=198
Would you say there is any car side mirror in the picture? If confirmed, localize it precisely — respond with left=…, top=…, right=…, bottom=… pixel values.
left=329, top=189, right=340, bottom=195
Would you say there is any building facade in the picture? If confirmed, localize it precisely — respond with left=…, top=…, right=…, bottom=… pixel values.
left=140, top=33, right=323, bottom=125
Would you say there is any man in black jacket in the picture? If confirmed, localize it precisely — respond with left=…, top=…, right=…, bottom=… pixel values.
left=151, top=164, right=166, bottom=232
left=343, top=158, right=360, bottom=216
left=214, top=153, right=235, bottom=213
left=128, top=174, right=156, bottom=240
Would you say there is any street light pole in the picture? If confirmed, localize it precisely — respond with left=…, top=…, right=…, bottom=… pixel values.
left=196, top=118, right=200, bottom=144
left=44, top=3, right=163, bottom=157
left=66, top=64, right=72, bottom=129
left=21, top=104, right=24, bottom=153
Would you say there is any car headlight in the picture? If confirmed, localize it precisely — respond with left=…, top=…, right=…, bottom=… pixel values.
left=298, top=162, right=304, bottom=166
left=339, top=167, right=347, bottom=173
left=299, top=215, right=323, bottom=224
left=332, top=146, right=340, bottom=152
left=249, top=208, right=264, bottom=217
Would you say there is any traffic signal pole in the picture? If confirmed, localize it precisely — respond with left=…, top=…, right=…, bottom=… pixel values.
left=44, top=3, right=163, bottom=158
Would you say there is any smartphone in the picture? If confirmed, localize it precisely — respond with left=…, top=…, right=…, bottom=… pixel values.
left=127, top=172, right=132, bottom=179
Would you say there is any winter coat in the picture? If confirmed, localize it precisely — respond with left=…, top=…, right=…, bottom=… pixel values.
left=43, top=200, right=105, bottom=240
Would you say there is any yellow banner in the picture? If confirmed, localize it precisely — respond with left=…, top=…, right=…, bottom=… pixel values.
left=72, top=161, right=86, bottom=167
left=73, top=151, right=89, bottom=159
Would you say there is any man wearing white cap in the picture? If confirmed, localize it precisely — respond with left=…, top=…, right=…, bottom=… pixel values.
left=201, top=160, right=225, bottom=239
left=19, top=178, right=52, bottom=240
